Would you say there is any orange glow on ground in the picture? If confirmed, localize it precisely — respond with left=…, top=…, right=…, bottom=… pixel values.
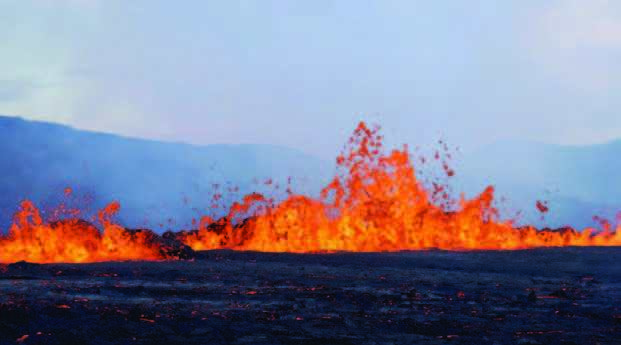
left=1, top=122, right=620, bottom=263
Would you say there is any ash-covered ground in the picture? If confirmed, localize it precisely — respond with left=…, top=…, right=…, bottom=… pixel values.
left=0, top=248, right=619, bottom=345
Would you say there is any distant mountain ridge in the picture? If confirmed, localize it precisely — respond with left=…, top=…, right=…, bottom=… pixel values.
left=1, top=115, right=619, bottom=232
left=0, top=115, right=331, bottom=231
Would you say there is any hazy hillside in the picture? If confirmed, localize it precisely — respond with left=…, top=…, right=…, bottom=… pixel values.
left=454, top=139, right=621, bottom=229
left=0, top=116, right=331, bottom=231
left=1, top=115, right=619, bottom=232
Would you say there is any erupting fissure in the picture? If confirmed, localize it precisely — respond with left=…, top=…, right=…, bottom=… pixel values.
left=1, top=122, right=620, bottom=263
left=0, top=201, right=164, bottom=263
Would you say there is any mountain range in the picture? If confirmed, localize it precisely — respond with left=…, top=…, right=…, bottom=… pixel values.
left=454, top=139, right=621, bottom=229
left=0, top=115, right=619, bottom=232
left=0, top=115, right=331, bottom=231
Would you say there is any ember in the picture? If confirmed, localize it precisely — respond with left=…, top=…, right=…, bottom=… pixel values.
left=1, top=122, right=620, bottom=263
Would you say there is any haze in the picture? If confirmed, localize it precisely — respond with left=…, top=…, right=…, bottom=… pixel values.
left=1, top=0, right=621, bottom=158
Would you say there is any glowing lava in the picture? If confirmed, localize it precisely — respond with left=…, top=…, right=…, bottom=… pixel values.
left=1, top=122, right=620, bottom=263
left=179, top=122, right=621, bottom=252
left=0, top=201, right=164, bottom=263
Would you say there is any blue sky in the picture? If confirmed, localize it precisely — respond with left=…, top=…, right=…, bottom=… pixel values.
left=1, top=0, right=620, bottom=158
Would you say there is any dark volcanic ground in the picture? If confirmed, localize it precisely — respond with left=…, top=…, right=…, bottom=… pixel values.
left=0, top=248, right=619, bottom=345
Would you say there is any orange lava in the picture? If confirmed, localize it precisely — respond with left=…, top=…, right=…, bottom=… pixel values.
left=180, top=122, right=621, bottom=252
left=1, top=122, right=620, bottom=263
left=0, top=201, right=164, bottom=263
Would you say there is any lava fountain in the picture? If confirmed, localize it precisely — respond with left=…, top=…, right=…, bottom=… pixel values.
left=1, top=122, right=620, bottom=263
left=0, top=201, right=166, bottom=263
left=179, top=122, right=621, bottom=252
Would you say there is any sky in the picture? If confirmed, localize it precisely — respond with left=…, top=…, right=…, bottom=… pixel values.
left=1, top=0, right=620, bottom=159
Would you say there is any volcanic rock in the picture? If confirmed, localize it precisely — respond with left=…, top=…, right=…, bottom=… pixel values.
left=165, top=216, right=257, bottom=248
left=125, top=228, right=195, bottom=260
left=5, top=261, right=47, bottom=278
left=0, top=248, right=619, bottom=344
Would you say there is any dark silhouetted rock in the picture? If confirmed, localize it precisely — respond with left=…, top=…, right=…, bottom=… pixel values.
left=125, top=228, right=195, bottom=260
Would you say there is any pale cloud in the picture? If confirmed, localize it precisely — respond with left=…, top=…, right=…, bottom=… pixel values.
left=0, top=80, right=35, bottom=102
left=35, top=0, right=102, bottom=8
left=2, top=1, right=621, bottom=155
left=540, top=0, right=621, bottom=48
left=523, top=0, right=621, bottom=90
left=0, top=0, right=102, bottom=120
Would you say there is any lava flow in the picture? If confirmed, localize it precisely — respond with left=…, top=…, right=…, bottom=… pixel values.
left=179, top=122, right=621, bottom=252
left=0, top=201, right=165, bottom=263
left=1, top=122, right=620, bottom=263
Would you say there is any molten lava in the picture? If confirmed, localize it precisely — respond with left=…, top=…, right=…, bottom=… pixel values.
left=1, top=122, right=620, bottom=263
left=0, top=201, right=164, bottom=263
left=179, top=122, right=621, bottom=252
